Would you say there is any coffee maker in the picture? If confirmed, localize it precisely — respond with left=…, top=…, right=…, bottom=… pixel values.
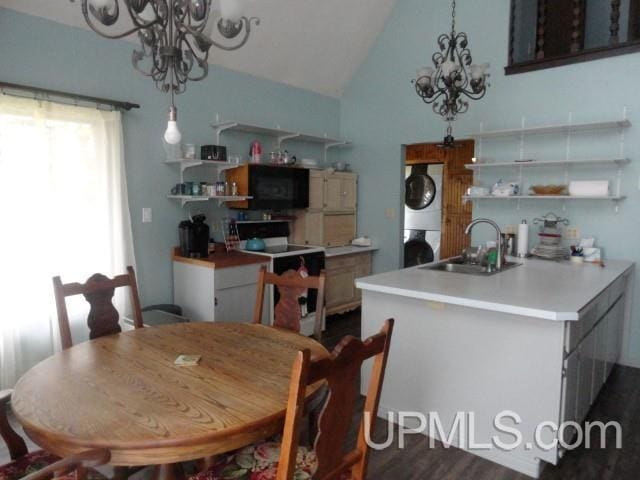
left=179, top=214, right=210, bottom=258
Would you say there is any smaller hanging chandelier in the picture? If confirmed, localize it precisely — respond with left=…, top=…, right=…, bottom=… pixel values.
left=412, top=0, right=489, bottom=147
left=72, top=0, right=259, bottom=144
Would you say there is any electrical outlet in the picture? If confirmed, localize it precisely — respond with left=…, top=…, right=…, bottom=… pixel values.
left=142, top=208, right=152, bottom=223
left=503, top=224, right=518, bottom=235
left=566, top=226, right=580, bottom=241
left=384, top=208, right=396, bottom=220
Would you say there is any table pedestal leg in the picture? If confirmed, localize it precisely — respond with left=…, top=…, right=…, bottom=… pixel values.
left=194, top=456, right=218, bottom=472
left=152, top=463, right=185, bottom=480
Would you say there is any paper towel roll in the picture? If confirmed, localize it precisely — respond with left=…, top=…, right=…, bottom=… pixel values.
left=517, top=221, right=529, bottom=258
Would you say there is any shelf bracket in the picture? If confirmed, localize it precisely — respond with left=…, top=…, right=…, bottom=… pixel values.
left=276, top=133, right=301, bottom=150
left=212, top=122, right=238, bottom=144
left=324, top=141, right=351, bottom=163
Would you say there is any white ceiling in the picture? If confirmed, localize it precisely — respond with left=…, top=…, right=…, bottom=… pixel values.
left=0, top=0, right=398, bottom=98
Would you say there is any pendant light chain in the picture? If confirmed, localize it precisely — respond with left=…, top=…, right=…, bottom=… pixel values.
left=451, top=0, right=456, bottom=34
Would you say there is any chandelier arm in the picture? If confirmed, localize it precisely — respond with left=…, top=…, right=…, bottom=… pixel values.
left=79, top=0, right=163, bottom=40
left=181, top=37, right=210, bottom=80
left=209, top=17, right=260, bottom=51
left=419, top=87, right=446, bottom=105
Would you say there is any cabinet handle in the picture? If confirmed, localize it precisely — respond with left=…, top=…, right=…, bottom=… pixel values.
left=215, top=297, right=219, bottom=306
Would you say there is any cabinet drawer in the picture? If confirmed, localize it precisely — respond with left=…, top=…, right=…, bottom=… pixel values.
left=323, top=214, right=356, bottom=247
left=564, top=319, right=583, bottom=354
left=214, top=263, right=267, bottom=289
left=325, top=268, right=357, bottom=308
left=326, top=252, right=371, bottom=271
left=609, top=275, right=626, bottom=305
left=594, top=290, right=610, bottom=323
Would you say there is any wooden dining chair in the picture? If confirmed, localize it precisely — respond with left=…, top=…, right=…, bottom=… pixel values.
left=0, top=389, right=109, bottom=480
left=189, top=318, right=394, bottom=480
left=253, top=265, right=327, bottom=340
left=52, top=266, right=144, bottom=350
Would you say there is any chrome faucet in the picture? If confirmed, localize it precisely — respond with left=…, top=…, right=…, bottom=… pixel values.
left=464, top=218, right=503, bottom=271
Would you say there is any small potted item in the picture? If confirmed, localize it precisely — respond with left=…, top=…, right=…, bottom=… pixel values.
left=570, top=246, right=584, bottom=264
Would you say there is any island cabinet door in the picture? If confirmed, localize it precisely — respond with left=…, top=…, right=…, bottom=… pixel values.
left=559, top=349, right=580, bottom=455
left=605, top=296, right=625, bottom=377
left=576, top=331, right=596, bottom=422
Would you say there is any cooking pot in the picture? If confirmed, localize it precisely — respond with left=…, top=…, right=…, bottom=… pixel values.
left=245, top=237, right=266, bottom=251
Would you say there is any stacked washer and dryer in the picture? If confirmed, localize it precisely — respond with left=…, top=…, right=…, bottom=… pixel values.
left=403, top=164, right=443, bottom=267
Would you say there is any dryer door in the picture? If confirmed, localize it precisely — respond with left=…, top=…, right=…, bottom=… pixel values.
left=404, top=238, right=435, bottom=267
left=405, top=165, right=436, bottom=210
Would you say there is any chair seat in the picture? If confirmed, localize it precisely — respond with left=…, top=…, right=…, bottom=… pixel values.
left=0, top=450, right=107, bottom=480
left=190, top=440, right=320, bottom=480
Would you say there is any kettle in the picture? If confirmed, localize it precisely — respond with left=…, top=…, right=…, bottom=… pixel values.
left=245, top=237, right=266, bottom=251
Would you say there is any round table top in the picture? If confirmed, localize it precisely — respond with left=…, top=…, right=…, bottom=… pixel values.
left=12, top=322, right=328, bottom=465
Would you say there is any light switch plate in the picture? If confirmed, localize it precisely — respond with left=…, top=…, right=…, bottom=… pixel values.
left=142, top=208, right=152, bottom=223
left=384, top=208, right=396, bottom=220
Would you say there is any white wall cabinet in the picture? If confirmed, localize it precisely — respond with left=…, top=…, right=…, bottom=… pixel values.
left=173, top=261, right=269, bottom=323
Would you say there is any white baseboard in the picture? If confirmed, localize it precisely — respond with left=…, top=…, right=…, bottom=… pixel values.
left=375, top=404, right=543, bottom=479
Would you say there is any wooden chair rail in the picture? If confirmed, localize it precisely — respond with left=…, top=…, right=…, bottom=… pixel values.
left=53, top=266, right=143, bottom=350
left=260, top=272, right=324, bottom=290
left=60, top=274, right=134, bottom=297
left=276, top=318, right=394, bottom=480
left=253, top=266, right=327, bottom=341
left=20, top=449, right=111, bottom=480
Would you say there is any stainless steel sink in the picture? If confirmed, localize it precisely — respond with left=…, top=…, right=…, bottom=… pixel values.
left=420, top=257, right=521, bottom=276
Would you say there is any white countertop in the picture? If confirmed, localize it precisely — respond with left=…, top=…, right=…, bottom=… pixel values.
left=325, top=245, right=378, bottom=258
left=356, top=257, right=634, bottom=321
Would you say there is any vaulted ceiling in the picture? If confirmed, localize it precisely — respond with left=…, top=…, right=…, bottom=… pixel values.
left=1, top=0, right=398, bottom=98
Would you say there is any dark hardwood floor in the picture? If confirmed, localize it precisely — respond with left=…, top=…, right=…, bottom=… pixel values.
left=3, top=311, right=640, bottom=480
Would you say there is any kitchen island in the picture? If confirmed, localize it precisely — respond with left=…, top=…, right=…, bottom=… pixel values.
left=356, top=258, right=634, bottom=478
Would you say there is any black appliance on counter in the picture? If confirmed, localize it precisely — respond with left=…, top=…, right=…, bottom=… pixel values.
left=200, top=145, right=227, bottom=162
left=179, top=214, right=209, bottom=258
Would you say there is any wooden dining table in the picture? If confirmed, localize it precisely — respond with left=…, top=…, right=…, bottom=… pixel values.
left=11, top=322, right=329, bottom=479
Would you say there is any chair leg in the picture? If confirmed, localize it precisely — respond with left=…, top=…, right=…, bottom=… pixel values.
left=112, top=467, right=129, bottom=480
left=307, top=409, right=319, bottom=447
left=194, top=456, right=218, bottom=473
left=151, top=463, right=185, bottom=480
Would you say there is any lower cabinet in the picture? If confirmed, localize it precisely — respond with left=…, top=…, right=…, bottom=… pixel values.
left=560, top=349, right=579, bottom=448
left=291, top=211, right=356, bottom=247
left=325, top=252, right=372, bottom=315
left=562, top=287, right=626, bottom=429
left=173, top=261, right=269, bottom=323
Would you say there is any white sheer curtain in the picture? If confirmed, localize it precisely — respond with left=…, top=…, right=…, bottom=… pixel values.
left=0, top=95, right=136, bottom=389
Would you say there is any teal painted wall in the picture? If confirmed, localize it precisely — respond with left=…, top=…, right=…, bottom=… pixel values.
left=0, top=8, right=340, bottom=305
left=339, top=0, right=640, bottom=366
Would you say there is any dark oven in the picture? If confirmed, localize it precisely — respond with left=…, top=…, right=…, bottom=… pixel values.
left=249, top=165, right=309, bottom=210
left=272, top=252, right=325, bottom=315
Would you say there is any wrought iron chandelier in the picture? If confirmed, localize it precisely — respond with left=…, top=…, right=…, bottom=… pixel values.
left=412, top=0, right=489, bottom=147
left=72, top=0, right=259, bottom=144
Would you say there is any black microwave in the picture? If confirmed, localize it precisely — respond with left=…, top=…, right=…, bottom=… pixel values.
left=225, top=165, right=309, bottom=210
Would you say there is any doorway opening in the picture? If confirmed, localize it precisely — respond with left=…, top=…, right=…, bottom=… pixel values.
left=401, top=140, right=475, bottom=268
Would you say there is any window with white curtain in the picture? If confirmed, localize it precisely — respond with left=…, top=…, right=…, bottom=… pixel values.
left=0, top=95, right=136, bottom=389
